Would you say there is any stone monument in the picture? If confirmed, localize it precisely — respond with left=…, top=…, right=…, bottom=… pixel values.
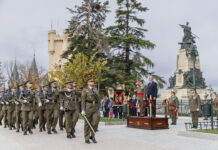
left=161, top=22, right=207, bottom=99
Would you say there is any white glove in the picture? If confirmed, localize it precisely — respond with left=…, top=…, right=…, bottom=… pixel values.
left=15, top=101, right=19, bottom=105
left=46, top=99, right=50, bottom=103
left=23, top=100, right=27, bottom=103
left=196, top=108, right=199, bottom=111
left=81, top=110, right=86, bottom=116
left=38, top=102, right=42, bottom=107
left=6, top=102, right=9, bottom=105
left=1, top=102, right=4, bottom=104
left=60, top=106, right=64, bottom=111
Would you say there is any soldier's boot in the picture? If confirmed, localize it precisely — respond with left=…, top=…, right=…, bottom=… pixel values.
left=16, top=129, right=19, bottom=132
left=39, top=128, right=43, bottom=132
left=90, top=136, right=97, bottom=143
left=28, top=129, right=33, bottom=134
left=52, top=128, right=57, bottom=134
left=0, top=122, right=2, bottom=126
left=4, top=124, right=7, bottom=128
left=71, top=132, right=76, bottom=138
left=23, top=131, right=27, bottom=135
left=67, top=134, right=72, bottom=139
left=9, top=127, right=12, bottom=130
left=43, top=126, right=46, bottom=131
left=48, top=131, right=52, bottom=134
left=85, top=140, right=90, bottom=144
left=60, top=127, right=63, bottom=131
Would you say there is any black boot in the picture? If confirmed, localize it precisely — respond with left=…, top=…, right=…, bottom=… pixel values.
left=52, top=128, right=57, bottom=134
left=16, top=129, right=19, bottom=132
left=85, top=140, right=90, bottom=144
left=90, top=136, right=97, bottom=143
left=9, top=127, right=12, bottom=130
left=29, top=129, right=33, bottom=134
left=43, top=126, right=46, bottom=131
left=71, top=132, right=76, bottom=138
left=39, top=128, right=43, bottom=132
left=0, top=122, right=2, bottom=126
left=60, top=127, right=63, bottom=131
left=23, top=131, right=27, bottom=135
left=48, top=131, right=52, bottom=134
left=67, top=135, right=72, bottom=139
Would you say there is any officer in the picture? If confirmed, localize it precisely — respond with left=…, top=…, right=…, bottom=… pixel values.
left=19, top=81, right=35, bottom=135
left=168, top=90, right=179, bottom=125
left=45, top=81, right=59, bottom=134
left=81, top=78, right=100, bottom=144
left=188, top=88, right=200, bottom=128
left=60, top=81, right=80, bottom=138
left=135, top=80, right=147, bottom=117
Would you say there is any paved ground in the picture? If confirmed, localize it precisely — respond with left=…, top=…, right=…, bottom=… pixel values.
left=0, top=117, right=218, bottom=150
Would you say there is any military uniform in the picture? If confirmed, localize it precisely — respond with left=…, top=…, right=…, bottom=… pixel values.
left=189, top=93, right=201, bottom=128
left=7, top=92, right=16, bottom=130
left=14, top=95, right=22, bottom=132
left=136, top=84, right=147, bottom=117
left=0, top=94, right=4, bottom=125
left=168, top=95, right=179, bottom=125
left=37, top=93, right=46, bottom=132
left=82, top=86, right=100, bottom=143
left=60, top=87, right=80, bottom=138
left=0, top=97, right=8, bottom=128
left=19, top=89, right=35, bottom=135
left=45, top=88, right=59, bottom=134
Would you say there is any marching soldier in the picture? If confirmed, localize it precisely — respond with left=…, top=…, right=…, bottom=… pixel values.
left=14, top=84, right=23, bottom=132
left=60, top=81, right=80, bottom=138
left=81, top=78, right=100, bottom=144
left=7, top=87, right=16, bottom=130
left=188, top=88, right=201, bottom=128
left=45, top=81, right=59, bottom=134
left=135, top=80, right=147, bottom=117
left=19, top=81, right=35, bottom=135
left=168, top=90, right=179, bottom=125
left=0, top=90, right=3, bottom=125
left=37, top=84, right=47, bottom=132
left=1, top=89, right=8, bottom=128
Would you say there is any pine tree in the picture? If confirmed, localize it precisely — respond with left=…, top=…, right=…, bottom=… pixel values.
left=106, top=0, right=165, bottom=90
left=62, top=0, right=110, bottom=60
left=0, top=61, right=5, bottom=84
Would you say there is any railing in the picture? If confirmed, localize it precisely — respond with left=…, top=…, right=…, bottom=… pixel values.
left=185, top=121, right=218, bottom=130
left=156, top=99, right=216, bottom=117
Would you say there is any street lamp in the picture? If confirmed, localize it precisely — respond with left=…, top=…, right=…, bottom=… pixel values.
left=186, top=44, right=199, bottom=92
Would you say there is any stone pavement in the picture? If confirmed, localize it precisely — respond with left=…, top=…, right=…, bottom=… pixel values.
left=0, top=117, right=218, bottom=150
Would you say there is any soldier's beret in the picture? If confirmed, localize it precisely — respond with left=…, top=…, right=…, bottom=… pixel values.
left=50, top=80, right=57, bottom=84
left=171, top=90, right=176, bottom=94
left=87, top=78, right=94, bottom=82
left=65, top=81, right=73, bottom=84
left=25, top=80, right=33, bottom=85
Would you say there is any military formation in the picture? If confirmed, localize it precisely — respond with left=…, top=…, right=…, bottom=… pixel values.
left=0, top=78, right=100, bottom=144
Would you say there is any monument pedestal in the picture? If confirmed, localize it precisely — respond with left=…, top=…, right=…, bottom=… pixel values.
left=127, top=116, right=169, bottom=130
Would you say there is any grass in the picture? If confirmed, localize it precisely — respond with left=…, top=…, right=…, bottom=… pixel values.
left=192, top=129, right=218, bottom=134
left=79, top=116, right=125, bottom=122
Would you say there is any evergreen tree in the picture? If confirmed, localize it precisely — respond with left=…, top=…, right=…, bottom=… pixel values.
left=0, top=61, right=5, bottom=84
left=62, top=0, right=110, bottom=60
left=106, top=0, right=165, bottom=90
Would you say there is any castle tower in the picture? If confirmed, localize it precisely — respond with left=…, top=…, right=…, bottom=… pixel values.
left=48, top=29, right=69, bottom=72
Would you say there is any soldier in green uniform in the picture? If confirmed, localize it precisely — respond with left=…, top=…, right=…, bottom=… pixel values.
left=1, top=89, right=8, bottom=128
left=0, top=90, right=3, bottom=126
left=81, top=78, right=100, bottom=144
left=135, top=80, right=147, bottom=117
left=32, top=88, right=39, bottom=129
left=168, top=90, right=179, bottom=125
left=7, top=87, right=16, bottom=130
left=19, top=81, right=35, bottom=135
left=37, top=84, right=47, bottom=132
left=14, top=84, right=23, bottom=132
left=60, top=81, right=80, bottom=138
left=188, top=88, right=201, bottom=128
left=45, top=81, right=59, bottom=134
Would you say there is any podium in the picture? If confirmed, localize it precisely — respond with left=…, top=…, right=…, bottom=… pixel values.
left=127, top=116, right=169, bottom=130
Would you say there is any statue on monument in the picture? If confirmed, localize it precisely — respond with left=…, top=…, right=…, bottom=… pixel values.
left=179, top=22, right=198, bottom=50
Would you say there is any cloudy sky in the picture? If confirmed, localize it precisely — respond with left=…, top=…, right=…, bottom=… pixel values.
left=0, top=0, right=218, bottom=91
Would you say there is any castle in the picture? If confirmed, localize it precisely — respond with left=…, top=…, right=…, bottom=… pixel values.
left=48, top=29, right=70, bottom=72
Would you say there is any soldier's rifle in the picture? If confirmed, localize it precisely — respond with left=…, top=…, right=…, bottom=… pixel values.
left=45, top=74, right=52, bottom=101
left=22, top=80, right=32, bottom=103
left=7, top=87, right=13, bottom=104
left=2, top=84, right=7, bottom=104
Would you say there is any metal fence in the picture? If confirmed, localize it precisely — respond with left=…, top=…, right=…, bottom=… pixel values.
left=185, top=121, right=218, bottom=130
left=156, top=99, right=217, bottom=117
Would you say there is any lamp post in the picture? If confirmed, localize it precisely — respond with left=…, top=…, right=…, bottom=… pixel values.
left=187, top=44, right=199, bottom=92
